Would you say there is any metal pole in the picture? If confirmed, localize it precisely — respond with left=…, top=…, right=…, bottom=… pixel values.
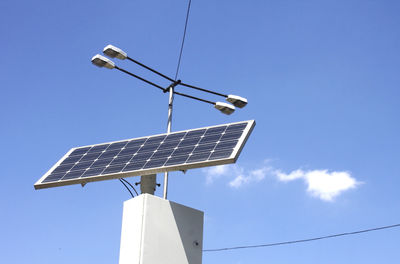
left=163, top=86, right=174, bottom=200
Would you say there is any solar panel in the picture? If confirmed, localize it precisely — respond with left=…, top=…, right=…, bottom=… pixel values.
left=34, top=120, right=255, bottom=190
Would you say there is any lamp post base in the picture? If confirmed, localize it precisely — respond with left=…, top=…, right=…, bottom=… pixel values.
left=119, top=194, right=204, bottom=264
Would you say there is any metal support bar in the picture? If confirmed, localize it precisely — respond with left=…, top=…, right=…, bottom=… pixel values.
left=115, top=66, right=165, bottom=91
left=127, top=56, right=175, bottom=82
left=174, top=91, right=215, bottom=105
left=180, top=82, right=228, bottom=97
left=121, top=57, right=229, bottom=100
left=164, top=80, right=182, bottom=93
left=163, top=81, right=178, bottom=200
left=140, top=174, right=157, bottom=195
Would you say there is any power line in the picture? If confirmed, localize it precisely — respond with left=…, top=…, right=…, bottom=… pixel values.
left=174, top=0, right=192, bottom=81
left=203, top=223, right=400, bottom=252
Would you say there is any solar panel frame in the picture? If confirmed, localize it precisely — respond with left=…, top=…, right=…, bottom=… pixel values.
left=34, top=120, right=255, bottom=190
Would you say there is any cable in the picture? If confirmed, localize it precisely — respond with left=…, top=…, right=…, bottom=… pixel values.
left=120, top=178, right=139, bottom=196
left=118, top=178, right=134, bottom=198
left=174, top=0, right=192, bottom=81
left=203, top=223, right=400, bottom=252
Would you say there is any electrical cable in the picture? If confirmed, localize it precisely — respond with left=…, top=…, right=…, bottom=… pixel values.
left=174, top=0, right=192, bottom=81
left=118, top=178, right=134, bottom=198
left=203, top=223, right=400, bottom=252
left=120, top=178, right=139, bottom=196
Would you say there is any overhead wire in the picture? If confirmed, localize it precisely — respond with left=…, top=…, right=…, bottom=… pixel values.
left=174, top=0, right=192, bottom=81
left=203, top=223, right=400, bottom=252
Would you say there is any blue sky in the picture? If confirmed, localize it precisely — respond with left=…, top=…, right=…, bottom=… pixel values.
left=1, top=0, right=399, bottom=263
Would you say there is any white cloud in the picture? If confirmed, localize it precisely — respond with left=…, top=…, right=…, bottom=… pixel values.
left=275, top=169, right=304, bottom=182
left=274, top=169, right=360, bottom=201
left=203, top=162, right=361, bottom=202
left=204, top=165, right=231, bottom=184
left=203, top=164, right=271, bottom=188
left=229, top=166, right=270, bottom=188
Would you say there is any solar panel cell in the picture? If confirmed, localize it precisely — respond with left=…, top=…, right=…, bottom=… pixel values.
left=70, top=147, right=91, bottom=156
left=107, top=141, right=128, bottom=150
left=165, top=155, right=189, bottom=166
left=119, top=146, right=141, bottom=156
left=123, top=161, right=146, bottom=171
left=87, top=144, right=109, bottom=154
left=199, top=134, right=221, bottom=144
left=144, top=158, right=168, bottom=169
left=172, top=146, right=195, bottom=156
left=82, top=167, right=105, bottom=177
left=110, top=155, right=132, bottom=165
left=62, top=170, right=85, bottom=180
left=187, top=152, right=210, bottom=163
left=209, top=149, right=233, bottom=160
left=185, top=129, right=205, bottom=138
left=165, top=132, right=186, bottom=141
left=152, top=149, right=174, bottom=159
left=138, top=144, right=159, bottom=153
left=204, top=126, right=226, bottom=136
left=103, top=164, right=126, bottom=174
left=42, top=173, right=65, bottom=182
left=70, top=161, right=93, bottom=171
left=220, top=131, right=243, bottom=141
left=226, top=123, right=247, bottom=132
left=131, top=152, right=153, bottom=161
left=179, top=138, right=200, bottom=147
left=60, top=155, right=82, bottom=165
left=98, top=150, right=120, bottom=159
left=125, top=138, right=147, bottom=148
left=91, top=158, right=113, bottom=168
left=80, top=152, right=102, bottom=162
left=215, top=140, right=238, bottom=150
left=158, top=140, right=180, bottom=150
left=145, top=135, right=166, bottom=145
left=193, top=143, right=216, bottom=153
left=52, top=164, right=74, bottom=174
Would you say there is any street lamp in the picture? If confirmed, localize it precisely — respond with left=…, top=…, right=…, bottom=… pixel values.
left=214, top=102, right=235, bottom=115
left=92, top=45, right=248, bottom=198
left=226, top=94, right=247, bottom=108
left=103, top=44, right=127, bottom=60
left=91, top=54, right=115, bottom=69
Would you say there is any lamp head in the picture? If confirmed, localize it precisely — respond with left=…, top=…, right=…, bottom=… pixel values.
left=226, top=95, right=247, bottom=108
left=215, top=102, right=235, bottom=115
left=91, top=54, right=115, bottom=69
left=103, top=45, right=127, bottom=60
